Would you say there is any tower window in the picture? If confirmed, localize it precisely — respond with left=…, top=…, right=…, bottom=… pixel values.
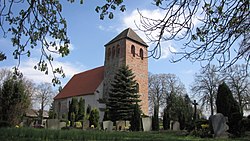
left=116, top=45, right=120, bottom=57
left=131, top=45, right=135, bottom=57
left=112, top=46, right=115, bottom=58
left=136, top=83, right=139, bottom=93
left=140, top=48, right=143, bottom=60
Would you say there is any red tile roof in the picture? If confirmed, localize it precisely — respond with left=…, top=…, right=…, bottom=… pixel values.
left=54, top=66, right=104, bottom=100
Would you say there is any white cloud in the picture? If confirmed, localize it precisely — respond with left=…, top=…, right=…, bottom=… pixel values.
left=2, top=58, right=86, bottom=85
left=117, top=7, right=204, bottom=60
left=119, top=9, right=179, bottom=60
left=98, top=25, right=116, bottom=32
left=182, top=69, right=195, bottom=74
left=161, top=43, right=177, bottom=59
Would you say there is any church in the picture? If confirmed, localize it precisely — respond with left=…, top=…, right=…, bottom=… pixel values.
left=54, top=28, right=149, bottom=121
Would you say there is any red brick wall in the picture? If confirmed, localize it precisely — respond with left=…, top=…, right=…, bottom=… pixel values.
left=103, top=38, right=149, bottom=115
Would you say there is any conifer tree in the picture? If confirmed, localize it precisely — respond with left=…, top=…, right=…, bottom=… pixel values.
left=106, top=65, right=141, bottom=122
left=130, top=103, right=141, bottom=131
left=216, top=82, right=242, bottom=136
left=89, top=108, right=99, bottom=128
left=68, top=97, right=78, bottom=126
left=163, top=107, right=170, bottom=130
left=152, top=105, right=159, bottom=131
left=77, top=98, right=85, bottom=121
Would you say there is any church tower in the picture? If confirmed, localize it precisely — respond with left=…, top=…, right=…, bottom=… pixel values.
left=103, top=28, right=149, bottom=115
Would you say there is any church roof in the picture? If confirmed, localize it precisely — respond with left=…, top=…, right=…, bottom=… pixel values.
left=105, top=28, right=148, bottom=47
left=54, top=66, right=104, bottom=100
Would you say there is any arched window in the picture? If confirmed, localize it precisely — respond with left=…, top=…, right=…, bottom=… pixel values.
left=140, top=48, right=143, bottom=60
left=116, top=45, right=120, bottom=57
left=107, top=48, right=111, bottom=60
left=131, top=45, right=135, bottom=57
left=112, top=46, right=115, bottom=58
left=136, top=83, right=139, bottom=93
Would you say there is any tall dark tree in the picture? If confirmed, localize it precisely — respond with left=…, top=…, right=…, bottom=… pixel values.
left=77, top=98, right=85, bottom=121
left=152, top=104, right=159, bottom=131
left=130, top=103, right=141, bottom=131
left=216, top=82, right=242, bottom=136
left=106, top=65, right=141, bottom=122
left=0, top=78, right=31, bottom=126
left=68, top=97, right=79, bottom=126
left=163, top=107, right=170, bottom=130
left=223, top=64, right=250, bottom=115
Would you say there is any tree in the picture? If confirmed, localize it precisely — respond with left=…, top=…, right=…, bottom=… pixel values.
left=130, top=103, right=141, bottom=131
left=34, top=82, right=55, bottom=123
left=0, top=1, right=86, bottom=85
left=48, top=103, right=57, bottom=119
left=89, top=108, right=100, bottom=128
left=148, top=73, right=167, bottom=115
left=163, top=107, right=170, bottom=130
left=98, top=0, right=250, bottom=70
left=152, top=104, right=159, bottom=131
left=106, top=65, right=141, bottom=122
left=0, top=77, right=31, bottom=126
left=216, top=82, right=242, bottom=136
left=77, top=98, right=85, bottom=121
left=148, top=73, right=186, bottom=115
left=191, top=65, right=221, bottom=115
left=223, top=64, right=250, bottom=115
left=167, top=94, right=193, bottom=130
left=68, top=97, right=79, bottom=126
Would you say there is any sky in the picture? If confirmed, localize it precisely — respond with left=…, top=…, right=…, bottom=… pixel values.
left=0, top=1, right=215, bottom=96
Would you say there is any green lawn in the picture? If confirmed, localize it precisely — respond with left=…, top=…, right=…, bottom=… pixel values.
left=0, top=128, right=249, bottom=141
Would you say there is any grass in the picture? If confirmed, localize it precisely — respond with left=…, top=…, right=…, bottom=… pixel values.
left=0, top=128, right=249, bottom=141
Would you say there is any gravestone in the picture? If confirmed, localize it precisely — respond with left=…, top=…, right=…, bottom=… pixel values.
left=59, top=122, right=66, bottom=129
left=125, top=121, right=131, bottom=130
left=141, top=117, right=152, bottom=131
left=116, top=120, right=126, bottom=131
left=209, top=113, right=229, bottom=138
left=83, top=120, right=90, bottom=130
left=172, top=121, right=180, bottom=131
left=47, top=119, right=60, bottom=129
left=103, top=121, right=113, bottom=131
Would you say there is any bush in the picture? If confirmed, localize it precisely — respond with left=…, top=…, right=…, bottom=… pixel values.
left=195, top=119, right=209, bottom=130
left=89, top=108, right=99, bottom=128
left=0, top=120, right=11, bottom=128
left=241, top=118, right=250, bottom=131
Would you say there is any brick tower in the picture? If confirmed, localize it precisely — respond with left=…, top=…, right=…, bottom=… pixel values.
left=103, top=28, right=148, bottom=115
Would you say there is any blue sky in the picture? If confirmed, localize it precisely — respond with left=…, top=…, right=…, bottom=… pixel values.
left=0, top=1, right=206, bottom=94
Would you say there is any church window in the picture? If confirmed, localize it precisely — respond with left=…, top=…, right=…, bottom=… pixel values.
left=112, top=46, right=115, bottom=58
left=140, top=48, right=143, bottom=60
left=136, top=83, right=139, bottom=93
left=107, top=48, right=111, bottom=60
left=131, top=45, right=135, bottom=57
left=116, top=45, right=120, bottom=57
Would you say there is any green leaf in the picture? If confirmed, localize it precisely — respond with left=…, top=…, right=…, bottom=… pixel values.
left=111, top=5, right=116, bottom=10
left=95, top=6, right=100, bottom=13
left=120, top=5, right=126, bottom=12
left=108, top=12, right=114, bottom=19
left=100, top=14, right=104, bottom=20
